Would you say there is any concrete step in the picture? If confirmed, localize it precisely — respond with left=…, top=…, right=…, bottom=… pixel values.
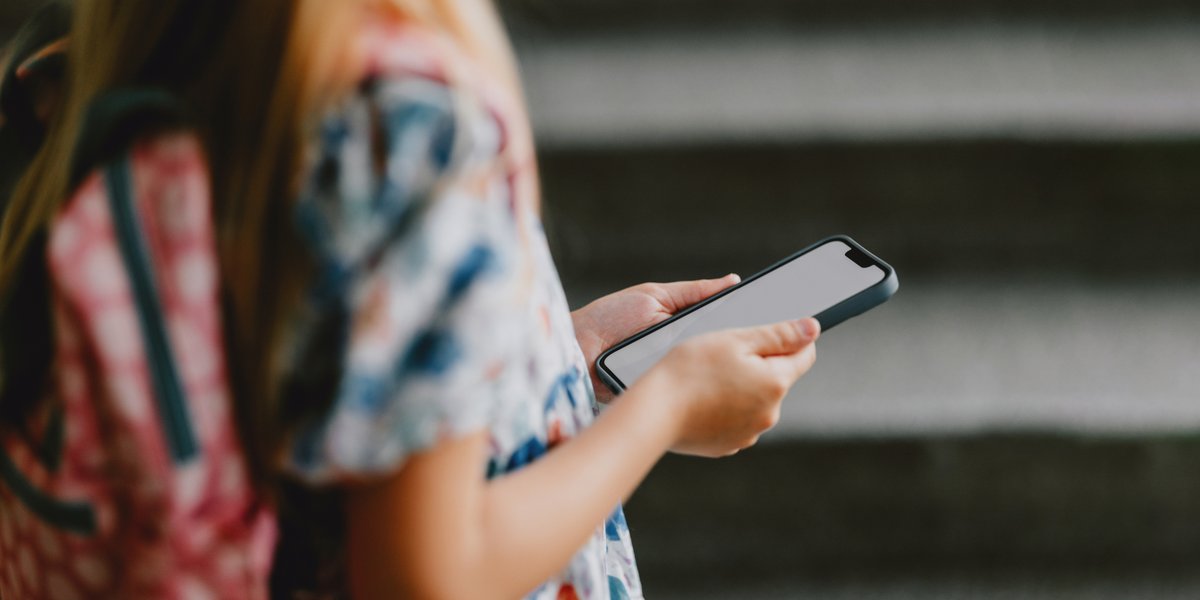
left=509, top=13, right=1200, bottom=146
left=541, top=140, right=1200, bottom=283
left=649, top=568, right=1200, bottom=600
left=506, top=0, right=1200, bottom=34
left=625, top=436, right=1200, bottom=597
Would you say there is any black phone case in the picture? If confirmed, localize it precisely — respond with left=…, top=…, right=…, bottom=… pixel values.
left=595, top=234, right=899, bottom=393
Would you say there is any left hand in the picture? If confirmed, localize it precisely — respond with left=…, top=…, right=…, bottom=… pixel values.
left=572, top=274, right=741, bottom=403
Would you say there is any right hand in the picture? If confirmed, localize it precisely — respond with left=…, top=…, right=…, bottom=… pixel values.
left=644, top=318, right=821, bottom=457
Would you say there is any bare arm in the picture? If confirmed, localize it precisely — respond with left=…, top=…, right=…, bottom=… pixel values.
left=347, top=372, right=679, bottom=599
left=346, top=319, right=820, bottom=599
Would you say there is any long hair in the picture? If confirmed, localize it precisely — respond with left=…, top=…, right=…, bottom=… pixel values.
left=0, top=0, right=523, bottom=488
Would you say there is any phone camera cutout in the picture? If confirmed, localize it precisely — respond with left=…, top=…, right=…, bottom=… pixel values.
left=845, top=247, right=875, bottom=268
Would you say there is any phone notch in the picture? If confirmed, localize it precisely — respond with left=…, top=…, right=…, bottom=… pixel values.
left=844, top=246, right=876, bottom=269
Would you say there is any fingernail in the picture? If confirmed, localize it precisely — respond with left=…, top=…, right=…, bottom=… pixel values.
left=727, top=273, right=741, bottom=283
left=798, top=318, right=820, bottom=339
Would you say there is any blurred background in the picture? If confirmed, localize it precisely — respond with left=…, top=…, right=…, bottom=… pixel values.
left=502, top=0, right=1200, bottom=598
left=6, top=0, right=1200, bottom=597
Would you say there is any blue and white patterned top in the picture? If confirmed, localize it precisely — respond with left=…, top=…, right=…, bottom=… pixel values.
left=279, top=26, right=642, bottom=600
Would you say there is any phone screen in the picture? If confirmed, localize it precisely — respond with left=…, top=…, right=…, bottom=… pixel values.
left=600, top=239, right=888, bottom=388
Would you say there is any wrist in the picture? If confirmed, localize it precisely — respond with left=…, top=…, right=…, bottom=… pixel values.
left=570, top=308, right=605, bottom=353
left=621, top=368, right=687, bottom=451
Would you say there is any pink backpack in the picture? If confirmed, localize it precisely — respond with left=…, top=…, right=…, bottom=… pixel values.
left=0, top=91, right=275, bottom=598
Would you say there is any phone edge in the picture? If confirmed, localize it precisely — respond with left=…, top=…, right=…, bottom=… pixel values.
left=594, top=234, right=898, bottom=393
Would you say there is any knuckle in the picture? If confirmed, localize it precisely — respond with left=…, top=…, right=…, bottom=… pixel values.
left=780, top=371, right=796, bottom=387
left=764, top=377, right=788, bottom=397
left=769, top=324, right=790, bottom=345
left=762, top=409, right=781, bottom=431
left=777, top=322, right=801, bottom=345
left=754, top=411, right=777, bottom=432
left=741, top=324, right=766, bottom=342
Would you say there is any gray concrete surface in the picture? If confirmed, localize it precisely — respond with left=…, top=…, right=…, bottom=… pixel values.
left=540, top=140, right=1200, bottom=288
left=772, top=280, right=1200, bottom=437
left=514, top=21, right=1200, bottom=147
left=625, top=436, right=1200, bottom=598
left=652, top=572, right=1200, bottom=600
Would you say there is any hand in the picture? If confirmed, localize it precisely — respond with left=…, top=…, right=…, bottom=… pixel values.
left=642, top=318, right=820, bottom=458
left=572, top=274, right=742, bottom=402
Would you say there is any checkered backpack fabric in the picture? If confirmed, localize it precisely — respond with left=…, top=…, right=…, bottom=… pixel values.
left=0, top=91, right=275, bottom=598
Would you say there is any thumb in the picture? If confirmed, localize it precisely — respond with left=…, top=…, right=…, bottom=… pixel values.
left=657, top=274, right=740, bottom=312
left=739, top=318, right=820, bottom=357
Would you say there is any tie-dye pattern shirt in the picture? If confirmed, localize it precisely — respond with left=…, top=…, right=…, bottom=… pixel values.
left=280, top=25, right=643, bottom=600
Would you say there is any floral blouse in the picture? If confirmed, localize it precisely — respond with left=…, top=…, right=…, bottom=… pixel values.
left=280, top=25, right=643, bottom=600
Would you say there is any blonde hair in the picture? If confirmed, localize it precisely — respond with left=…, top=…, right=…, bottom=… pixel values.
left=0, top=0, right=525, bottom=487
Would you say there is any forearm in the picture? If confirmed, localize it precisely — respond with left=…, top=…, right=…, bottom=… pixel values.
left=477, top=373, right=677, bottom=595
left=347, top=373, right=680, bottom=600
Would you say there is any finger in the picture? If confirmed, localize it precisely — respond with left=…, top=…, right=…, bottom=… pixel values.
left=656, top=274, right=740, bottom=312
left=738, top=318, right=820, bottom=357
left=765, top=341, right=817, bottom=383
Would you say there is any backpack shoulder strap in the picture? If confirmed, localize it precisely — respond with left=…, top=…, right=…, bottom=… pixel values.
left=77, top=89, right=199, bottom=462
left=104, top=155, right=199, bottom=462
left=70, top=89, right=189, bottom=188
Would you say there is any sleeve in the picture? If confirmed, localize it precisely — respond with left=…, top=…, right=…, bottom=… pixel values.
left=281, top=72, right=526, bottom=484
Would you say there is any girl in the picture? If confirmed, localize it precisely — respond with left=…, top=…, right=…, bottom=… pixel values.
left=0, top=0, right=820, bottom=597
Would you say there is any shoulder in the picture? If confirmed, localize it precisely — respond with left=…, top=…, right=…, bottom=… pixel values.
left=352, top=21, right=507, bottom=150
left=295, top=27, right=511, bottom=270
left=346, top=20, right=525, bottom=185
left=303, top=22, right=511, bottom=208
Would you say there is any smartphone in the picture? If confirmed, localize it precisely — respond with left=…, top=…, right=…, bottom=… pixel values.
left=595, top=235, right=898, bottom=393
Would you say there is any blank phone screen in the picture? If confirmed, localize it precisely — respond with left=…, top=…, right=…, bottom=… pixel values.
left=601, top=240, right=887, bottom=388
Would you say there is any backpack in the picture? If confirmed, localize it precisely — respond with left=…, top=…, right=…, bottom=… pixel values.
left=0, top=89, right=276, bottom=597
